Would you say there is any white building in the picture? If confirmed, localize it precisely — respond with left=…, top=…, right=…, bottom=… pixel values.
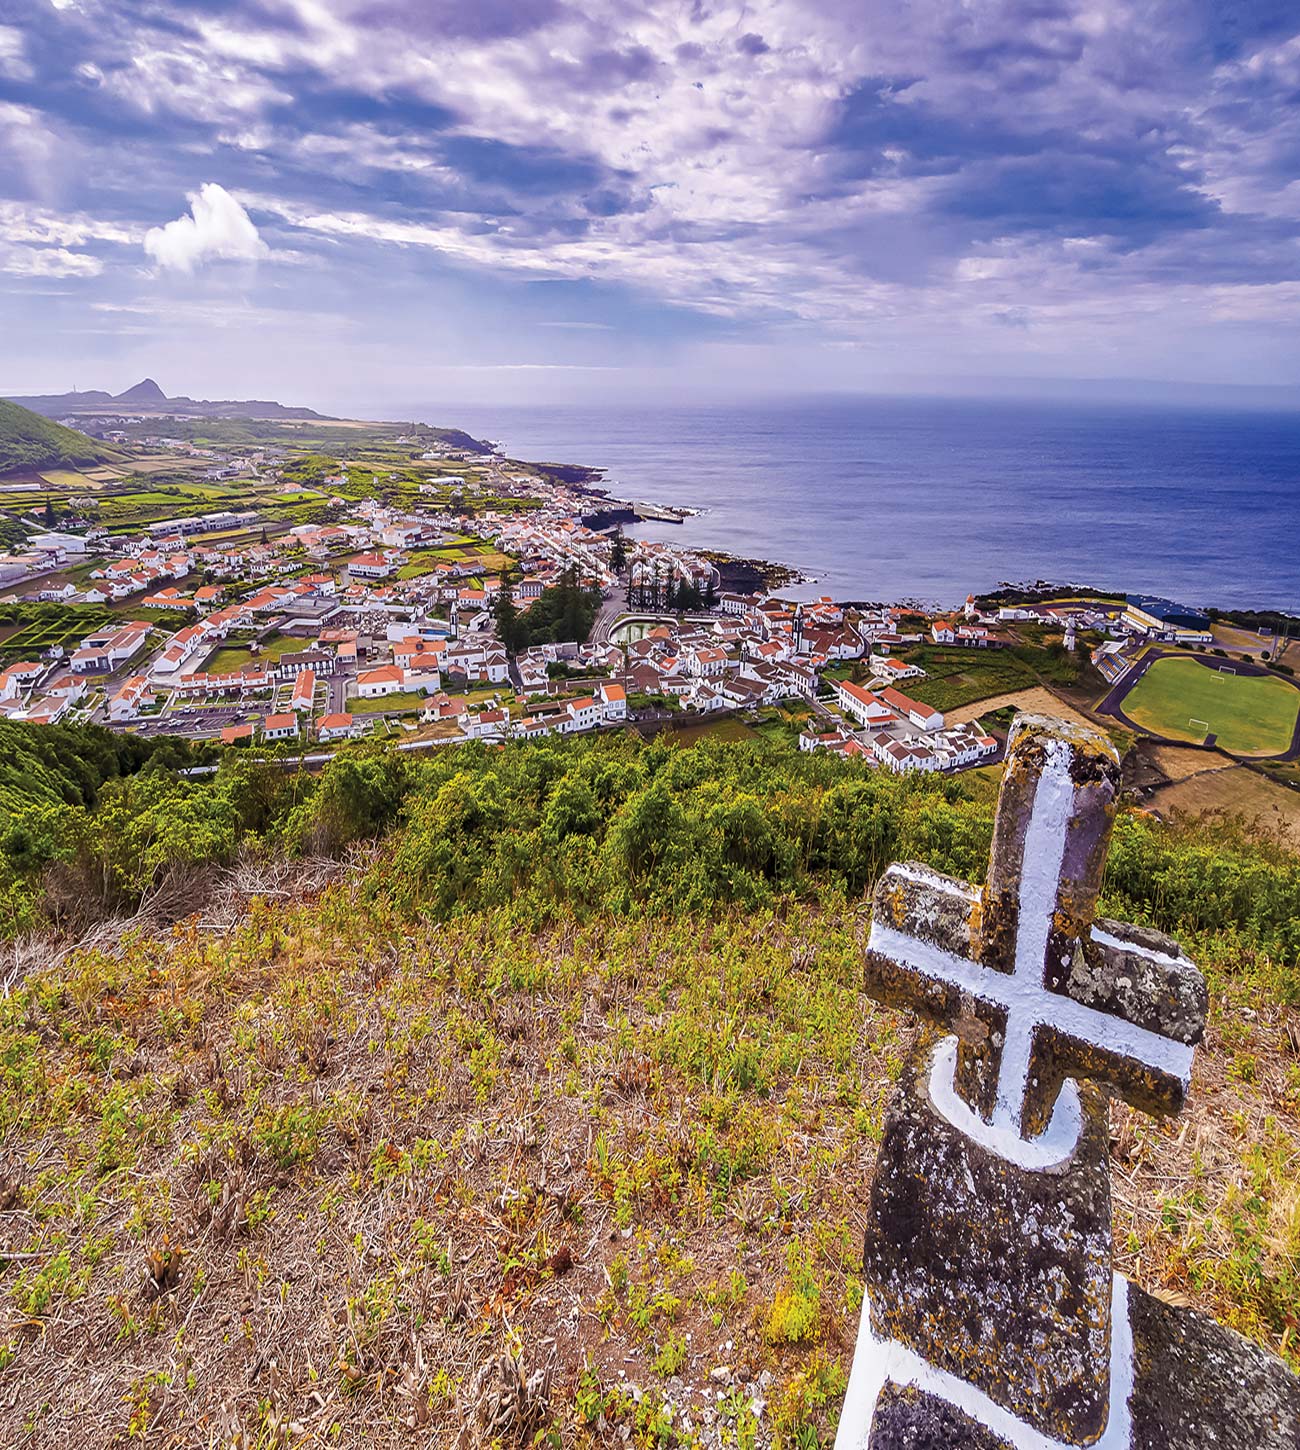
left=598, top=681, right=627, bottom=722
left=356, top=665, right=406, bottom=699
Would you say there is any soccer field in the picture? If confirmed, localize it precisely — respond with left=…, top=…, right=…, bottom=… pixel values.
left=1122, top=657, right=1300, bottom=755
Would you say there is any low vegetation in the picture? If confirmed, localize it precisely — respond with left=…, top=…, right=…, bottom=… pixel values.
left=0, top=400, right=121, bottom=476
left=900, top=639, right=1089, bottom=713
left=0, top=725, right=1295, bottom=1444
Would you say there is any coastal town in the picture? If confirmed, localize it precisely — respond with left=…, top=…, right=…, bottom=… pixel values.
left=6, top=407, right=1288, bottom=781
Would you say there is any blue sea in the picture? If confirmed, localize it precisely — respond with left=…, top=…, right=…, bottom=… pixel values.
left=414, top=396, right=1300, bottom=613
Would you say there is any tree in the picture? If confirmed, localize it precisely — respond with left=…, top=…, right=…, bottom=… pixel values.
left=42, top=496, right=55, bottom=528
left=494, top=569, right=523, bottom=654
left=610, top=530, right=627, bottom=572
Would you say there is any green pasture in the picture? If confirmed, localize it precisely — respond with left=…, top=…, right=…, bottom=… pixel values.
left=346, top=690, right=429, bottom=715
left=1122, top=656, right=1299, bottom=756
left=204, top=633, right=307, bottom=673
left=903, top=646, right=1037, bottom=711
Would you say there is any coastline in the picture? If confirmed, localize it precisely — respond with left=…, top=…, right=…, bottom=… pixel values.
left=440, top=396, right=1300, bottom=617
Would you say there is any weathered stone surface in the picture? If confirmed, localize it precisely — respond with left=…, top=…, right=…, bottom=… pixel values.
left=868, top=1384, right=1013, bottom=1450
left=862, top=1033, right=1114, bottom=1443
left=1127, top=1286, right=1300, bottom=1450
left=1067, top=920, right=1207, bottom=1043
left=871, top=864, right=980, bottom=957
left=978, top=715, right=1121, bottom=980
left=838, top=713, right=1297, bottom=1450
left=861, top=714, right=1205, bottom=1138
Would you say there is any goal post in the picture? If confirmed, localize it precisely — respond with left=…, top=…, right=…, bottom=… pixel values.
left=1188, top=718, right=1210, bottom=740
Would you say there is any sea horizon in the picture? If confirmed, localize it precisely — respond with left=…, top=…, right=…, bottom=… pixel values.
left=368, top=393, right=1300, bottom=615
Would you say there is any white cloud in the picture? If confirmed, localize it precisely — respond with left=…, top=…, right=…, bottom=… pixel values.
left=0, top=25, right=33, bottom=81
left=0, top=202, right=136, bottom=279
left=0, top=243, right=102, bottom=278
left=144, top=183, right=270, bottom=272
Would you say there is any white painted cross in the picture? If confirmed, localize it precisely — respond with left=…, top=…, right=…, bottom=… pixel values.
left=864, top=714, right=1205, bottom=1151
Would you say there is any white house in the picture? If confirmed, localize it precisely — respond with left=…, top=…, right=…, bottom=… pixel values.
left=356, top=665, right=406, bottom=699
left=836, top=680, right=898, bottom=731
left=688, top=646, right=730, bottom=677
left=348, top=553, right=396, bottom=580
left=598, top=681, right=627, bottom=722
left=151, top=621, right=219, bottom=677
left=879, top=686, right=944, bottom=732
left=464, top=706, right=510, bottom=738
left=107, top=676, right=154, bottom=721
left=565, top=696, right=602, bottom=732
left=262, top=713, right=299, bottom=741
left=872, top=656, right=926, bottom=684
left=316, top=712, right=359, bottom=741
left=403, top=653, right=443, bottom=693
left=873, top=737, right=941, bottom=773
left=72, top=621, right=153, bottom=674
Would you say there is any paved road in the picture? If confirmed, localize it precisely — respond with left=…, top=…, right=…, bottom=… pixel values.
left=589, top=589, right=626, bottom=646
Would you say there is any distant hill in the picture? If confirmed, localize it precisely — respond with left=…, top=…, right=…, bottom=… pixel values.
left=113, top=377, right=167, bottom=405
left=5, top=379, right=333, bottom=422
left=0, top=400, right=122, bottom=476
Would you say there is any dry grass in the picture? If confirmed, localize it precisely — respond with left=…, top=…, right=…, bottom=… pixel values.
left=0, top=862, right=1294, bottom=1447
left=1151, top=767, right=1300, bottom=846
left=1147, top=743, right=1230, bottom=783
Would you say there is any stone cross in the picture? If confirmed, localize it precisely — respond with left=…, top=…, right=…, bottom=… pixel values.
left=864, top=713, right=1205, bottom=1149
left=833, top=714, right=1300, bottom=1450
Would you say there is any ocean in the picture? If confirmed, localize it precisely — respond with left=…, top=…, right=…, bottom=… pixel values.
left=414, top=395, right=1300, bottom=612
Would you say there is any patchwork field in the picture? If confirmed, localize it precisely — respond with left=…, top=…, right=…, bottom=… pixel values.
left=1122, top=657, right=1299, bottom=755
left=346, top=689, right=429, bottom=715
left=0, top=605, right=115, bottom=665
left=892, top=646, right=1078, bottom=713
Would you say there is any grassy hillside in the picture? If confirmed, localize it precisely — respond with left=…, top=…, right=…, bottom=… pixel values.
left=0, top=399, right=121, bottom=476
left=0, top=727, right=1295, bottom=1444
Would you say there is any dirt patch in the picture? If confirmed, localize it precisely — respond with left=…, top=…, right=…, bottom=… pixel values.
left=1151, top=766, right=1300, bottom=844
left=945, top=686, right=1097, bottom=732
left=1148, top=743, right=1232, bottom=783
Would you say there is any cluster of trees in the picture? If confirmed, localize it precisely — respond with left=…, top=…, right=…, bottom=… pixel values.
left=625, top=564, right=717, bottom=613
left=0, top=721, right=210, bottom=815
left=494, top=565, right=600, bottom=654
left=1, top=725, right=1296, bottom=992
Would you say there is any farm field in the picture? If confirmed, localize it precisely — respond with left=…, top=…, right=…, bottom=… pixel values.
left=902, top=646, right=1038, bottom=711
left=0, top=605, right=115, bottom=665
left=946, top=686, right=1096, bottom=733
left=1148, top=742, right=1228, bottom=781
left=1122, top=657, right=1300, bottom=755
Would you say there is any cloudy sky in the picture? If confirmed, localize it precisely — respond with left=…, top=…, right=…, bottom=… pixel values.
left=2, top=0, right=1299, bottom=410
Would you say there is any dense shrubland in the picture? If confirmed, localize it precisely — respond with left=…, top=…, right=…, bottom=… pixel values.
left=2, top=724, right=1297, bottom=985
